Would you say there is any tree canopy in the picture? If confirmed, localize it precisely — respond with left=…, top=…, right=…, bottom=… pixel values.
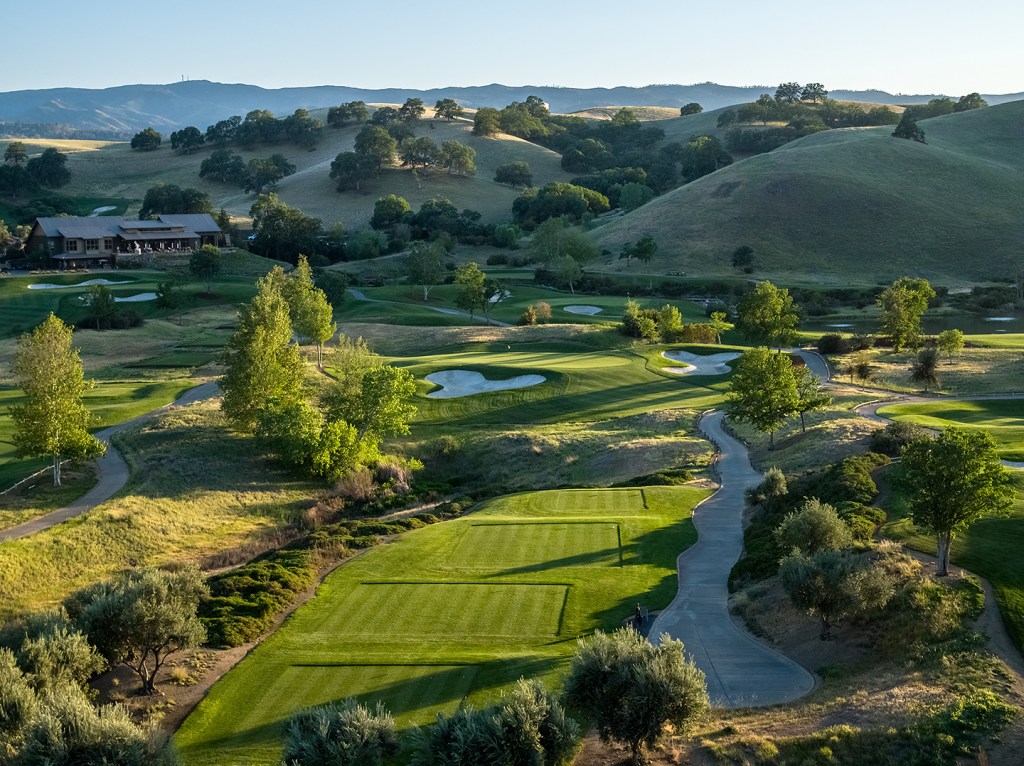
left=877, top=276, right=935, bottom=350
left=728, top=346, right=799, bottom=449
left=899, top=428, right=1013, bottom=576
left=735, top=281, right=800, bottom=348
left=564, top=628, right=708, bottom=765
left=248, top=193, right=323, bottom=263
left=404, top=241, right=445, bottom=301
left=129, top=127, right=162, bottom=151
left=26, top=148, right=70, bottom=188
left=433, top=98, right=464, bottom=121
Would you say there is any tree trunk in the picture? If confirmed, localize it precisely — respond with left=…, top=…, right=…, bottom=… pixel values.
left=936, top=531, right=952, bottom=577
left=317, top=343, right=323, bottom=369
left=800, top=410, right=806, bottom=432
left=630, top=739, right=645, bottom=765
left=769, top=430, right=775, bottom=450
left=52, top=454, right=61, bottom=487
left=422, top=285, right=430, bottom=301
left=820, top=615, right=832, bottom=640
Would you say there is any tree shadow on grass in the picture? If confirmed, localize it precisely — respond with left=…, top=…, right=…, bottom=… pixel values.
left=186, top=654, right=567, bottom=757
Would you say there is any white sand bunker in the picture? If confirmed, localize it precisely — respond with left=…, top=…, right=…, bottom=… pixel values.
left=426, top=370, right=545, bottom=398
left=662, top=350, right=740, bottom=376
left=489, top=289, right=512, bottom=303
left=89, top=205, right=117, bottom=216
left=114, top=292, right=157, bottom=303
left=563, top=305, right=603, bottom=315
left=28, top=279, right=133, bottom=290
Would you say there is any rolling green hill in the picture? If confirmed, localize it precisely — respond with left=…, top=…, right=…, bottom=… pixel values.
left=2, top=116, right=572, bottom=228
left=594, top=100, right=1024, bottom=285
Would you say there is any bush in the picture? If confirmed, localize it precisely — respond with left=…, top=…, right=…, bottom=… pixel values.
left=283, top=698, right=398, bottom=766
left=775, top=499, right=854, bottom=554
left=335, top=466, right=376, bottom=502
left=817, top=333, right=849, bottom=354
left=869, top=421, right=930, bottom=457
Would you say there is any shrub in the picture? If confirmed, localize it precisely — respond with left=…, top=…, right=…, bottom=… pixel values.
left=335, top=466, right=376, bottom=502
left=283, top=698, right=398, bottom=766
left=816, top=333, right=849, bottom=354
left=869, top=421, right=930, bottom=457
left=775, top=499, right=854, bottom=554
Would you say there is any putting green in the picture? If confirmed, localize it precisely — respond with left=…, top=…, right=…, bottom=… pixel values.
left=877, top=398, right=1024, bottom=461
left=176, top=484, right=709, bottom=765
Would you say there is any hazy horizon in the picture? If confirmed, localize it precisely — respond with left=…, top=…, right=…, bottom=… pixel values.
left=4, top=0, right=1021, bottom=95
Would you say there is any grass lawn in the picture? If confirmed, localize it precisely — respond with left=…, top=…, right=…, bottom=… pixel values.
left=0, top=401, right=317, bottom=620
left=883, top=474, right=1024, bottom=654
left=175, top=484, right=709, bottom=765
left=877, top=399, right=1024, bottom=461
left=0, top=462, right=97, bottom=532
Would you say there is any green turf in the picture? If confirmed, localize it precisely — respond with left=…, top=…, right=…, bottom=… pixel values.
left=594, top=100, right=1024, bottom=285
left=877, top=399, right=1024, bottom=461
left=175, top=484, right=708, bottom=765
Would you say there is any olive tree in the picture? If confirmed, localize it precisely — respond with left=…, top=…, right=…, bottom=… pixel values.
left=283, top=698, right=398, bottom=766
left=780, top=549, right=895, bottom=640
left=775, top=498, right=854, bottom=554
left=75, top=567, right=208, bottom=694
left=564, top=628, right=708, bottom=764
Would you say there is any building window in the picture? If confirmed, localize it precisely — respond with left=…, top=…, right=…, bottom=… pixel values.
left=66, top=240, right=79, bottom=252
left=103, top=238, right=113, bottom=250
left=85, top=239, right=99, bottom=252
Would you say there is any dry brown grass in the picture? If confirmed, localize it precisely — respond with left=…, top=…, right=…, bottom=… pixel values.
left=831, top=346, right=1024, bottom=396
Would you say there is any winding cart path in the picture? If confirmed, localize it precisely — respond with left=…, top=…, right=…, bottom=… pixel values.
left=648, top=410, right=817, bottom=707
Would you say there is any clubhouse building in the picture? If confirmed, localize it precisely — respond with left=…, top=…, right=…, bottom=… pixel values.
left=26, top=214, right=223, bottom=268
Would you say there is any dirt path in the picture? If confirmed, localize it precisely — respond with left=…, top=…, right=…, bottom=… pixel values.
left=0, top=381, right=220, bottom=544
left=649, top=410, right=816, bottom=707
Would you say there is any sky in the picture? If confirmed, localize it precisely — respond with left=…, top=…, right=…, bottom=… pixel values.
left=3, top=0, right=1022, bottom=95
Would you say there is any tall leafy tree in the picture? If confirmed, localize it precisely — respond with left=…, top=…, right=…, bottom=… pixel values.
left=285, top=255, right=336, bottom=367
left=438, top=140, right=476, bottom=175
left=454, top=261, right=486, bottom=318
left=774, top=82, right=803, bottom=102
left=936, top=329, right=965, bottom=364
left=370, top=194, right=411, bottom=229
left=169, top=125, right=205, bottom=154
left=472, top=107, right=501, bottom=136
left=899, top=428, right=1013, bottom=576
left=330, top=151, right=375, bottom=192
left=877, top=276, right=935, bottom=350
left=735, top=281, right=800, bottom=349
left=129, top=127, right=162, bottom=151
left=398, top=97, right=426, bottom=122
left=189, top=244, right=222, bottom=294
left=26, top=148, right=70, bottom=188
left=220, top=268, right=305, bottom=431
left=708, top=311, right=734, bottom=344
left=800, top=83, right=829, bottom=102
left=679, top=102, right=703, bottom=115
left=354, top=126, right=397, bottom=172
left=433, top=98, right=464, bottom=121
left=9, top=314, right=105, bottom=486
left=199, top=148, right=246, bottom=184
left=564, top=628, right=708, bottom=765
left=4, top=141, right=27, bottom=163
left=404, top=241, right=445, bottom=301
left=249, top=193, right=323, bottom=262
left=794, top=365, right=831, bottom=432
left=892, top=113, right=926, bottom=143
left=728, top=346, right=799, bottom=450
left=397, top=137, right=439, bottom=170
left=494, top=160, right=532, bottom=188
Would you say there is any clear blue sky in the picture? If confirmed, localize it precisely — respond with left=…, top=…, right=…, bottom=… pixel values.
left=5, top=0, right=1022, bottom=95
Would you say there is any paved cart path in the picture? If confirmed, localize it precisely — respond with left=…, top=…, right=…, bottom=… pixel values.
left=648, top=410, right=817, bottom=707
left=0, top=381, right=220, bottom=544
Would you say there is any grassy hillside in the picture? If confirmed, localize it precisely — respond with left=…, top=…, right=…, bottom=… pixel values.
left=568, top=105, right=681, bottom=121
left=594, top=100, right=1024, bottom=285
left=2, top=116, right=572, bottom=228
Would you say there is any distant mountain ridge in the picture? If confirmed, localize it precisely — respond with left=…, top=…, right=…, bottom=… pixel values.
left=1, top=80, right=1021, bottom=138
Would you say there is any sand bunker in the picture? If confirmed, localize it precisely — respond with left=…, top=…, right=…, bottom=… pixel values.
left=986, top=317, right=1016, bottom=322
left=489, top=289, right=512, bottom=303
left=114, top=293, right=157, bottom=303
left=28, top=279, right=133, bottom=290
left=661, top=350, right=740, bottom=376
left=425, top=370, right=545, bottom=398
left=89, top=205, right=117, bottom=216
left=563, top=305, right=603, bottom=315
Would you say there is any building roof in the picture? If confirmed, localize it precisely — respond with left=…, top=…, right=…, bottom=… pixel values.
left=33, top=214, right=220, bottom=239
left=122, top=230, right=199, bottom=241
